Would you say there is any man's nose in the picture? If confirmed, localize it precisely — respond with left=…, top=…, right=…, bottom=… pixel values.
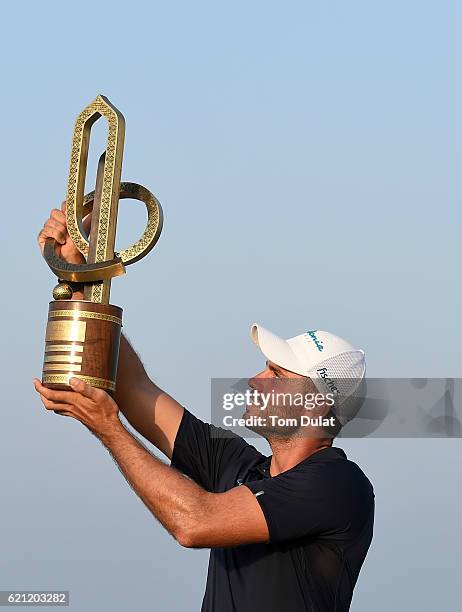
left=249, top=369, right=271, bottom=391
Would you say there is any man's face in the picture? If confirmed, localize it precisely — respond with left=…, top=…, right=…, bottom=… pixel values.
left=244, top=361, right=321, bottom=437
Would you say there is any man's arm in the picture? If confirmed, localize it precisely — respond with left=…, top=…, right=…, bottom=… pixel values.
left=100, top=415, right=269, bottom=548
left=33, top=378, right=269, bottom=549
left=113, top=333, right=184, bottom=459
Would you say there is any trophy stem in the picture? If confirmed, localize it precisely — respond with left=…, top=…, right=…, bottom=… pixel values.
left=42, top=300, right=123, bottom=395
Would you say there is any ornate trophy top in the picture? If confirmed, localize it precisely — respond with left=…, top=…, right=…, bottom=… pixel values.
left=43, top=95, right=163, bottom=304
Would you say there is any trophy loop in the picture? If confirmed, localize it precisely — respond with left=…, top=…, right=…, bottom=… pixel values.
left=43, top=181, right=163, bottom=282
left=82, top=181, right=163, bottom=267
left=65, top=95, right=125, bottom=261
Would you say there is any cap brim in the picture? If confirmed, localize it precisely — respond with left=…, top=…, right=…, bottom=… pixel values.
left=251, top=324, right=305, bottom=375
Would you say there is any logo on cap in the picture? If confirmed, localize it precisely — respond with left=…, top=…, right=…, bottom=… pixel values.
left=317, top=367, right=339, bottom=395
left=307, top=330, right=324, bottom=352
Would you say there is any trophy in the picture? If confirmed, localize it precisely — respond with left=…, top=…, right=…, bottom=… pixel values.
left=41, top=95, right=163, bottom=394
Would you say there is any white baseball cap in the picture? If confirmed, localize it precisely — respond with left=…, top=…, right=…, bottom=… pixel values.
left=251, top=324, right=366, bottom=426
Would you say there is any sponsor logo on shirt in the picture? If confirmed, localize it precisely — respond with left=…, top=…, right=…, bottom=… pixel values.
left=307, top=330, right=324, bottom=352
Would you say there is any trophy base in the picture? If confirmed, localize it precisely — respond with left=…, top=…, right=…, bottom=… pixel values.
left=42, top=300, right=123, bottom=395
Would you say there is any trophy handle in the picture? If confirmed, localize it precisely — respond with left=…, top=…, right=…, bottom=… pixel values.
left=43, top=238, right=125, bottom=283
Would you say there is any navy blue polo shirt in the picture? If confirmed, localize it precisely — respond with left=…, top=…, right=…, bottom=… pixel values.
left=171, top=409, right=374, bottom=612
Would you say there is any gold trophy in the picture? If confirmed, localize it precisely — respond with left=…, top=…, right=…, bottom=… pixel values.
left=42, top=95, right=163, bottom=393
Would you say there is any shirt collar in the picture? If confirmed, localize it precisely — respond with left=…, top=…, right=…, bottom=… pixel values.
left=253, top=446, right=347, bottom=478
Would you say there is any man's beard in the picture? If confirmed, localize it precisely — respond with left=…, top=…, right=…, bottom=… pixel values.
left=243, top=403, right=304, bottom=438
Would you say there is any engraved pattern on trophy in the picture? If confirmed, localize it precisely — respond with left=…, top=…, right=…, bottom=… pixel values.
left=65, top=95, right=124, bottom=304
left=42, top=95, right=163, bottom=393
left=82, top=181, right=163, bottom=266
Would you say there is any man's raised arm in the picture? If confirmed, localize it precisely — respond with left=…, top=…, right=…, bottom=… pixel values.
left=113, top=333, right=184, bottom=459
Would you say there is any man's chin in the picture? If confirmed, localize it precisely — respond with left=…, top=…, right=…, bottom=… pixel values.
left=241, top=406, right=285, bottom=439
left=241, top=408, right=268, bottom=435
left=241, top=408, right=298, bottom=438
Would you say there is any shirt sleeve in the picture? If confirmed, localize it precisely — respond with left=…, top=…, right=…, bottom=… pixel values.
left=244, top=462, right=374, bottom=544
left=171, top=408, right=263, bottom=492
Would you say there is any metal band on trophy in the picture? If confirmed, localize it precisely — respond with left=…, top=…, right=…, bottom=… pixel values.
left=42, top=95, right=163, bottom=393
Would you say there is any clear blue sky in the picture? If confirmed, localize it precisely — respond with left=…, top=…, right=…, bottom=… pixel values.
left=1, top=1, right=461, bottom=610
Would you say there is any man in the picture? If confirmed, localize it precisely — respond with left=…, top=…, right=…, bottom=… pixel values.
left=35, top=205, right=374, bottom=612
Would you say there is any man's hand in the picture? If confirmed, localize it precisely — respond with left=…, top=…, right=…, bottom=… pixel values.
left=37, top=200, right=91, bottom=265
left=33, top=377, right=122, bottom=441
